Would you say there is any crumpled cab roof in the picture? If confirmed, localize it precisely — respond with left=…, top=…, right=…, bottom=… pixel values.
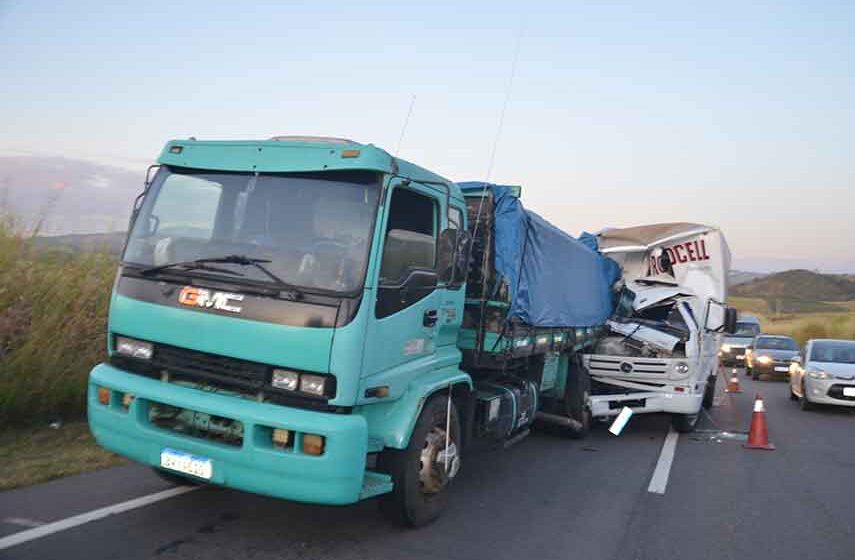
left=596, top=222, right=717, bottom=253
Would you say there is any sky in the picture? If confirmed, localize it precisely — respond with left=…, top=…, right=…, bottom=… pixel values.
left=1, top=0, right=854, bottom=272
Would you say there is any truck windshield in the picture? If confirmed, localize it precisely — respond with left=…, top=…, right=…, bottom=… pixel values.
left=123, top=167, right=381, bottom=293
left=733, top=322, right=760, bottom=337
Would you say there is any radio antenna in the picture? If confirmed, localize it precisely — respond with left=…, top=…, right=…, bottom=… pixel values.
left=484, top=25, right=523, bottom=183
left=471, top=23, right=525, bottom=244
left=395, top=94, right=417, bottom=157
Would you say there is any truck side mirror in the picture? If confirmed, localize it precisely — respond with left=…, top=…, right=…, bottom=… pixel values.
left=436, top=229, right=471, bottom=288
left=723, top=307, right=738, bottom=334
left=437, top=228, right=457, bottom=284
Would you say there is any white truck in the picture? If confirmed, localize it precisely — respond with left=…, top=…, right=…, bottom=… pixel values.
left=583, top=223, right=737, bottom=433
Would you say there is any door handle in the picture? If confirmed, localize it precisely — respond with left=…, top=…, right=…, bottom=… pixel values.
left=423, top=309, right=438, bottom=327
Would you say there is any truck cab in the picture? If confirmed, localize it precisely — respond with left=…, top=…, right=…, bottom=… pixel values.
left=89, top=136, right=473, bottom=523
left=583, top=223, right=737, bottom=432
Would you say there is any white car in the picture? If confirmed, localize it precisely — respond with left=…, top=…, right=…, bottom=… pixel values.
left=790, top=339, right=855, bottom=410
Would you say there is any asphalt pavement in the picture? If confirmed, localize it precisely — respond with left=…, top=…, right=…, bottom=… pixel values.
left=2, top=368, right=853, bottom=560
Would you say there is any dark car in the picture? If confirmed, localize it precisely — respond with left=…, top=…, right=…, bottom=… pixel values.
left=719, top=315, right=762, bottom=366
left=746, top=335, right=800, bottom=380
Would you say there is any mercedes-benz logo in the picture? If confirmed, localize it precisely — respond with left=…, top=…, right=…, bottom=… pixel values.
left=620, top=362, right=634, bottom=373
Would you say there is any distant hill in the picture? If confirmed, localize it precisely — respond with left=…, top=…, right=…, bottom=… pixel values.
left=731, top=269, right=855, bottom=303
left=0, top=155, right=141, bottom=235
left=728, top=270, right=767, bottom=287
left=34, top=231, right=126, bottom=256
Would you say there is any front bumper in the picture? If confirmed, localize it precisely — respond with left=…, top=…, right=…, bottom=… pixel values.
left=720, top=349, right=747, bottom=366
left=88, top=364, right=368, bottom=505
left=804, top=377, right=855, bottom=407
left=750, top=361, right=792, bottom=378
left=590, top=391, right=703, bottom=417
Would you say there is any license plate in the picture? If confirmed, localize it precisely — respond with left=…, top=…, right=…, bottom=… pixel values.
left=843, top=387, right=855, bottom=397
left=160, top=448, right=212, bottom=480
left=774, top=366, right=789, bottom=373
left=736, top=355, right=745, bottom=360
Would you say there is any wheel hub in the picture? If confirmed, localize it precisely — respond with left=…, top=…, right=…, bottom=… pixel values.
left=418, top=426, right=460, bottom=494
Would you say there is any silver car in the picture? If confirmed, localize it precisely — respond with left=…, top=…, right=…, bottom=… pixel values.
left=790, top=339, right=855, bottom=410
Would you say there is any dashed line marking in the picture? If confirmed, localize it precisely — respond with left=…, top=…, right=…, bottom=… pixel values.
left=0, top=486, right=198, bottom=551
left=647, top=427, right=679, bottom=495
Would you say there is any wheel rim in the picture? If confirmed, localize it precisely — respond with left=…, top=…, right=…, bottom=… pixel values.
left=418, top=425, right=459, bottom=495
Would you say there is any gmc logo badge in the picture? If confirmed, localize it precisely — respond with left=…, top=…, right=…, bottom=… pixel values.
left=178, top=286, right=244, bottom=314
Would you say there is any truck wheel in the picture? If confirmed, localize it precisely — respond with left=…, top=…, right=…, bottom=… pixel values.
left=561, top=355, right=592, bottom=439
left=702, top=375, right=716, bottom=410
left=378, top=394, right=461, bottom=527
left=671, top=412, right=699, bottom=433
left=150, top=467, right=203, bottom=487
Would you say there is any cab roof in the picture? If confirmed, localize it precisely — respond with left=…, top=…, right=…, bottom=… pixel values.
left=156, top=136, right=459, bottom=197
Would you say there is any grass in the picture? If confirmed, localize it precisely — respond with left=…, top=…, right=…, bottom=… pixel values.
left=0, top=421, right=126, bottom=491
left=0, top=216, right=115, bottom=427
left=729, top=296, right=855, bottom=345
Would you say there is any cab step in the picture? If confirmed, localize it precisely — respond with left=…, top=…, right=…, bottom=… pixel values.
left=359, top=471, right=393, bottom=500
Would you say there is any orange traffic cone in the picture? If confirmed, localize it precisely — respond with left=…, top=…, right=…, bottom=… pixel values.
left=744, top=393, right=775, bottom=450
left=725, top=370, right=742, bottom=393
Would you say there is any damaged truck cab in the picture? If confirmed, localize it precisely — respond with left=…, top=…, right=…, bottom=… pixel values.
left=583, top=224, right=737, bottom=433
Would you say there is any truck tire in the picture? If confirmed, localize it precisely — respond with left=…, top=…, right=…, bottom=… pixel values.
left=561, top=355, right=592, bottom=439
left=702, top=375, right=716, bottom=410
left=671, top=412, right=699, bottom=433
left=378, top=394, right=461, bottom=527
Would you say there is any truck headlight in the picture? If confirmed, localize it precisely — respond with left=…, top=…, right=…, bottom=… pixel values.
left=299, top=374, right=327, bottom=396
left=115, top=336, right=153, bottom=360
left=808, top=370, right=830, bottom=380
left=721, top=344, right=731, bottom=353
left=757, top=356, right=772, bottom=365
left=271, top=369, right=299, bottom=391
left=675, top=362, right=690, bottom=374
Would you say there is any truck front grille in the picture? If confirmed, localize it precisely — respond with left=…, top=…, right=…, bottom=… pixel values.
left=587, top=356, right=670, bottom=376
left=110, top=337, right=343, bottom=413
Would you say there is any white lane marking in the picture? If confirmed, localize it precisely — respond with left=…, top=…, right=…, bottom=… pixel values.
left=2, top=518, right=44, bottom=528
left=0, top=486, right=198, bottom=551
left=647, top=427, right=679, bottom=495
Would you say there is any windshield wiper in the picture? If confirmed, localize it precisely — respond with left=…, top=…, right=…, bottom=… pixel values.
left=140, top=259, right=246, bottom=277
left=141, top=255, right=302, bottom=294
left=197, top=255, right=292, bottom=287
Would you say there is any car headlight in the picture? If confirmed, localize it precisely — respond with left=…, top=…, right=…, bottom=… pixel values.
left=756, top=356, right=772, bottom=364
left=808, top=370, right=830, bottom=380
left=271, top=369, right=299, bottom=391
left=115, top=336, right=153, bottom=360
left=299, top=374, right=327, bottom=396
left=721, top=344, right=732, bottom=353
left=675, top=362, right=690, bottom=374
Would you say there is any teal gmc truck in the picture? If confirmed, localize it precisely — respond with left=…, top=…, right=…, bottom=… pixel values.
left=88, top=136, right=617, bottom=526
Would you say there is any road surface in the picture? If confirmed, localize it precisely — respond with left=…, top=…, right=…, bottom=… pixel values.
left=2, top=369, right=853, bottom=560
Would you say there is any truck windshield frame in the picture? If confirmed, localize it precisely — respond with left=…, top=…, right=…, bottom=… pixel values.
left=122, top=166, right=383, bottom=296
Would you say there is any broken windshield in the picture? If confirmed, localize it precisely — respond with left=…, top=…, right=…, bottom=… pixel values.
left=123, top=167, right=381, bottom=293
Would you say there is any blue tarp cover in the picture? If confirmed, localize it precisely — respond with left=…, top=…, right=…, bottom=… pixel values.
left=460, top=182, right=619, bottom=327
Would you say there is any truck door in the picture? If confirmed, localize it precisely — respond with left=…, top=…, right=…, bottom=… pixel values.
left=361, top=181, right=447, bottom=388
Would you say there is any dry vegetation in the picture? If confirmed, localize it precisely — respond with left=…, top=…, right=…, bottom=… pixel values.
left=0, top=422, right=126, bottom=490
left=0, top=216, right=114, bottom=427
left=729, top=296, right=855, bottom=344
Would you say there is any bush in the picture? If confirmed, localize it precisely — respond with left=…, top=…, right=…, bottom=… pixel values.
left=0, top=219, right=114, bottom=427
